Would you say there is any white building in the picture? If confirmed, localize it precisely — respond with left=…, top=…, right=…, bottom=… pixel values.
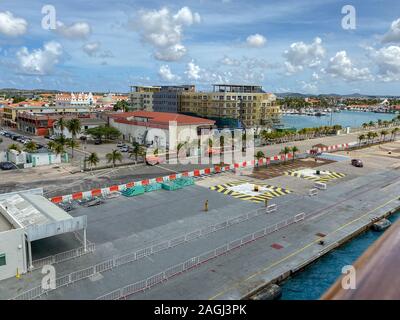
left=108, top=111, right=215, bottom=148
left=53, top=118, right=107, bottom=139
left=0, top=189, right=87, bottom=281
left=55, top=92, right=95, bottom=108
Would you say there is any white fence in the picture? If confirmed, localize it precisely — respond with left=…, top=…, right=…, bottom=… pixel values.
left=12, top=205, right=276, bottom=300
left=96, top=212, right=306, bottom=300
left=314, top=182, right=327, bottom=190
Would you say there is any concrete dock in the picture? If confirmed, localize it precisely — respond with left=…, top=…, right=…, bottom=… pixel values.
left=1, top=141, right=399, bottom=300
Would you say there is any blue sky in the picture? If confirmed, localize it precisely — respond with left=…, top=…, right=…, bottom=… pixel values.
left=0, top=0, right=400, bottom=95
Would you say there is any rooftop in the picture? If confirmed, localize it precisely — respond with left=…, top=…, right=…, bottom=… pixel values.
left=109, top=111, right=215, bottom=126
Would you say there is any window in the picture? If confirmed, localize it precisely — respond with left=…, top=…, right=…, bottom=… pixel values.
left=0, top=253, right=6, bottom=266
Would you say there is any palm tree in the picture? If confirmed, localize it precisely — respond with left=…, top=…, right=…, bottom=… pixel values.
left=47, top=140, right=57, bottom=152
left=366, top=131, right=374, bottom=144
left=66, top=118, right=81, bottom=139
left=106, top=149, right=123, bottom=168
left=53, top=143, right=65, bottom=156
left=291, top=146, right=299, bottom=161
left=391, top=127, right=399, bottom=141
left=87, top=152, right=100, bottom=170
left=177, top=141, right=187, bottom=160
left=129, top=142, right=144, bottom=161
left=66, top=138, right=80, bottom=158
left=8, top=143, right=21, bottom=153
left=24, top=141, right=37, bottom=153
left=280, top=146, right=291, bottom=162
left=379, top=130, right=389, bottom=143
left=55, top=117, right=67, bottom=139
left=358, top=134, right=366, bottom=146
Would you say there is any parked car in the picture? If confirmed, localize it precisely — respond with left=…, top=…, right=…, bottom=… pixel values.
left=351, top=159, right=363, bottom=167
left=120, top=146, right=129, bottom=152
left=94, top=139, right=102, bottom=145
left=0, top=162, right=16, bottom=170
left=116, top=141, right=125, bottom=148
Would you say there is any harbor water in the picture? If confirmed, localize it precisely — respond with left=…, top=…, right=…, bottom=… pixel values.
left=279, top=210, right=400, bottom=300
left=282, top=111, right=395, bottom=129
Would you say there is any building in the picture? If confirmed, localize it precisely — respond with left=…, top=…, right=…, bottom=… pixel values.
left=153, top=85, right=195, bottom=113
left=129, top=86, right=161, bottom=111
left=108, top=110, right=215, bottom=148
left=179, top=84, right=280, bottom=129
left=2, top=102, right=97, bottom=129
left=17, top=112, right=103, bottom=137
left=55, top=92, right=95, bottom=108
left=0, top=189, right=87, bottom=281
left=53, top=117, right=107, bottom=139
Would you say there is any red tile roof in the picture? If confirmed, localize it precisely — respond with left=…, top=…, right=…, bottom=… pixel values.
left=109, top=111, right=215, bottom=126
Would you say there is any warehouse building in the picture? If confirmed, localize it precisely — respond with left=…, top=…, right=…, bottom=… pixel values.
left=0, top=189, right=87, bottom=281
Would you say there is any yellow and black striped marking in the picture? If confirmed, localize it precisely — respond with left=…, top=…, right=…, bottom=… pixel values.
left=210, top=182, right=291, bottom=203
left=284, top=170, right=346, bottom=182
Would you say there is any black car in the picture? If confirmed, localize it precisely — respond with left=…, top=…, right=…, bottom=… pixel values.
left=351, top=159, right=363, bottom=167
left=0, top=162, right=16, bottom=170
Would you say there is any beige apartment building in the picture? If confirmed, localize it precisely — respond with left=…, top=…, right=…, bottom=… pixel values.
left=129, top=86, right=161, bottom=111
left=179, top=84, right=281, bottom=128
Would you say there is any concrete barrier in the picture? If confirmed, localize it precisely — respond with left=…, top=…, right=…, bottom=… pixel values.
left=314, top=182, right=327, bottom=190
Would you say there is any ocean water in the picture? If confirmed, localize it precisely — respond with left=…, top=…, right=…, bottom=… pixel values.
left=279, top=210, right=400, bottom=300
left=282, top=111, right=396, bottom=129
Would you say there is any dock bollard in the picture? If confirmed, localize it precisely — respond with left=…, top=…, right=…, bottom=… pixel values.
left=204, top=200, right=208, bottom=212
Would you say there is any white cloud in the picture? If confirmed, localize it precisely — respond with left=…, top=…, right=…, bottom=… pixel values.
left=16, top=41, right=63, bottom=75
left=301, top=81, right=317, bottom=93
left=220, top=56, right=241, bottom=66
left=82, top=42, right=101, bottom=56
left=283, top=37, right=325, bottom=74
left=0, top=11, right=27, bottom=37
left=323, top=51, right=372, bottom=82
left=381, top=18, right=400, bottom=43
left=56, top=21, right=91, bottom=39
left=246, top=34, right=267, bottom=47
left=368, top=45, right=400, bottom=81
left=158, top=65, right=180, bottom=81
left=133, top=7, right=200, bottom=61
left=185, top=60, right=202, bottom=80
left=312, top=72, right=320, bottom=80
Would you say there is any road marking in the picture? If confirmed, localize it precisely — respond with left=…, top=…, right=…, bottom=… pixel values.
left=154, top=164, right=179, bottom=174
left=208, top=196, right=399, bottom=300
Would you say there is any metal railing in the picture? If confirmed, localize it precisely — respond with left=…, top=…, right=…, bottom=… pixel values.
left=12, top=205, right=276, bottom=300
left=96, top=212, right=306, bottom=300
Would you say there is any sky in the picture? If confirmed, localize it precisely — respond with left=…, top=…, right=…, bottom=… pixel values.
left=0, top=0, right=400, bottom=95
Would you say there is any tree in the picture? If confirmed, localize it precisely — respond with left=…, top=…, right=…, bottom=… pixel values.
left=8, top=143, right=21, bottom=153
left=66, top=118, right=81, bottom=140
left=177, top=141, right=187, bottom=161
left=280, top=146, right=291, bottom=162
left=379, top=130, right=389, bottom=143
left=87, top=152, right=100, bottom=170
left=291, top=146, right=299, bottom=161
left=106, top=149, right=123, bottom=168
left=113, top=100, right=129, bottom=112
left=358, top=134, right=366, bottom=146
left=255, top=150, right=265, bottom=160
left=53, top=143, right=65, bottom=156
left=24, top=141, right=37, bottom=153
left=366, top=131, right=374, bottom=144
left=85, top=125, right=121, bottom=141
left=391, top=127, right=399, bottom=141
left=66, top=138, right=80, bottom=158
left=55, top=117, right=67, bottom=139
left=129, top=142, right=145, bottom=161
